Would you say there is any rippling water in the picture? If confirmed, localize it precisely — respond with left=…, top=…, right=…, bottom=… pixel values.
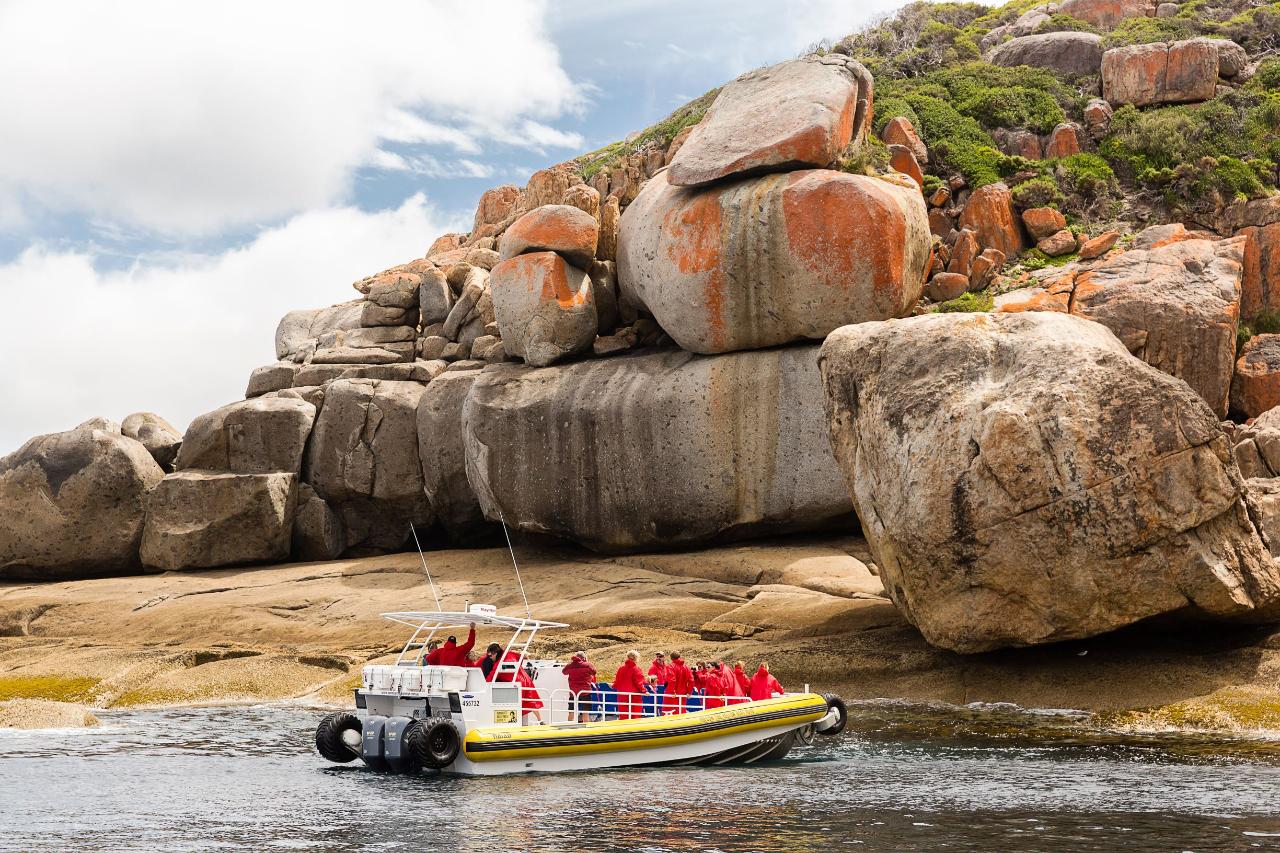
left=3, top=702, right=1280, bottom=851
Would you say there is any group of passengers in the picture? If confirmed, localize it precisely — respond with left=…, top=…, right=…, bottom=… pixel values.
left=562, top=649, right=785, bottom=722
left=422, top=625, right=784, bottom=724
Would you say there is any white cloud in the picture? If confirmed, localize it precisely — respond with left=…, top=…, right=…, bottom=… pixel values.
left=0, top=196, right=456, bottom=454
left=0, top=0, right=583, bottom=235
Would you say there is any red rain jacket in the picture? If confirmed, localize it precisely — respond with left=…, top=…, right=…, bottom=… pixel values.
left=733, top=665, right=750, bottom=695
left=667, top=659, right=694, bottom=699
left=562, top=655, right=597, bottom=694
left=721, top=664, right=744, bottom=698
left=435, top=625, right=475, bottom=666
left=491, top=650, right=542, bottom=710
left=613, top=659, right=646, bottom=696
left=749, top=667, right=784, bottom=701
left=647, top=659, right=671, bottom=685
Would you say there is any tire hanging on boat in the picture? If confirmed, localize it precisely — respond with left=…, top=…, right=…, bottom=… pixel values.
left=817, top=693, right=848, bottom=736
left=411, top=718, right=462, bottom=768
left=315, top=711, right=363, bottom=763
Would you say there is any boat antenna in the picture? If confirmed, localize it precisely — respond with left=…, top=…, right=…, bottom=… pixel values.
left=408, top=521, right=442, bottom=611
left=499, top=509, right=532, bottom=619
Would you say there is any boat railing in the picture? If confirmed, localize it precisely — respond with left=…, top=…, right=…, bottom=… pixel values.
left=542, top=687, right=763, bottom=725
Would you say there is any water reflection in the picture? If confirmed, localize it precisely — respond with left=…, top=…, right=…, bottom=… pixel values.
left=1, top=702, right=1279, bottom=852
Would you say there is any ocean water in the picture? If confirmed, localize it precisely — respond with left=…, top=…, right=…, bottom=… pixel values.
left=2, top=701, right=1280, bottom=852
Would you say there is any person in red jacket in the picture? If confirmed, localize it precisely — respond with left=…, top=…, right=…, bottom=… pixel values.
left=612, top=650, right=646, bottom=719
left=717, top=661, right=743, bottom=704
left=422, top=639, right=442, bottom=665
left=486, top=644, right=544, bottom=724
left=435, top=623, right=476, bottom=667
left=647, top=652, right=670, bottom=686
left=562, top=651, right=598, bottom=722
left=733, top=661, right=751, bottom=696
left=666, top=652, right=694, bottom=713
left=703, top=662, right=726, bottom=710
left=749, top=662, right=785, bottom=702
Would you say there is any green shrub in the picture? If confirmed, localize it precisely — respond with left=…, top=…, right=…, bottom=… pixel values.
left=959, top=86, right=1065, bottom=133
left=1248, top=58, right=1280, bottom=94
left=1056, top=153, right=1117, bottom=200
left=936, top=291, right=995, bottom=312
left=1103, top=16, right=1196, bottom=46
left=1011, top=177, right=1064, bottom=208
left=902, top=93, right=1004, bottom=187
left=1254, top=309, right=1280, bottom=335
left=871, top=96, right=921, bottom=134
left=1033, top=13, right=1102, bottom=35
left=838, top=136, right=891, bottom=174
left=1239, top=324, right=1255, bottom=354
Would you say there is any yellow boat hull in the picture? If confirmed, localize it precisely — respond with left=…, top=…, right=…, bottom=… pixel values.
left=463, top=693, right=829, bottom=762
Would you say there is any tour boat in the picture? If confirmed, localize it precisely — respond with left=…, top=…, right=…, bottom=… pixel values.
left=313, top=607, right=848, bottom=776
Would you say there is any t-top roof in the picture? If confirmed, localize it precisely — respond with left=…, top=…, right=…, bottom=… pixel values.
left=381, top=611, right=570, bottom=630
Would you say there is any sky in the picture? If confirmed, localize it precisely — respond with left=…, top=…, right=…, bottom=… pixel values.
left=0, top=0, right=911, bottom=454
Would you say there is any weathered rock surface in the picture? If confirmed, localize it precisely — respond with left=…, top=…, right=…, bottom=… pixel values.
left=175, top=398, right=316, bottom=475
left=1059, top=0, right=1155, bottom=28
left=1232, top=334, right=1280, bottom=419
left=499, top=204, right=598, bottom=269
left=1022, top=207, right=1066, bottom=242
left=819, top=311, right=1280, bottom=653
left=1072, top=237, right=1244, bottom=418
left=292, top=483, right=345, bottom=562
left=986, top=32, right=1105, bottom=77
left=1102, top=39, right=1219, bottom=106
left=275, top=301, right=363, bottom=363
left=489, top=252, right=597, bottom=367
left=997, top=237, right=1245, bottom=418
left=462, top=345, right=855, bottom=552
left=121, top=412, right=183, bottom=470
left=959, top=183, right=1024, bottom=260
left=303, top=379, right=431, bottom=553
left=666, top=56, right=873, bottom=187
left=0, top=426, right=165, bottom=579
left=1239, top=222, right=1280, bottom=320
left=140, top=471, right=297, bottom=570
left=245, top=363, right=299, bottom=399
left=417, top=369, right=490, bottom=542
left=881, top=116, right=928, bottom=166
left=472, top=184, right=521, bottom=236
left=618, top=169, right=930, bottom=354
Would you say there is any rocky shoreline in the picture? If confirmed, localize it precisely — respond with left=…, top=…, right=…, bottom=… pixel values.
left=7, top=0, right=1280, bottom=731
left=3, top=536, right=1280, bottom=733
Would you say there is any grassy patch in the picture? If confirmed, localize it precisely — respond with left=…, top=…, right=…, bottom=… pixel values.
left=0, top=675, right=100, bottom=703
left=935, top=291, right=995, bottom=312
left=576, top=87, right=720, bottom=181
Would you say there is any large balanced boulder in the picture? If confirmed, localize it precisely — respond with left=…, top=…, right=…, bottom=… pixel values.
left=498, top=204, right=598, bottom=269
left=303, top=379, right=431, bottom=552
left=618, top=170, right=930, bottom=354
left=666, top=55, right=873, bottom=187
left=0, top=425, right=165, bottom=579
left=462, top=344, right=854, bottom=552
left=175, top=397, right=316, bottom=475
left=1102, top=39, right=1219, bottom=106
left=489, top=252, right=597, bottom=367
left=986, top=32, right=1105, bottom=77
left=417, top=368, right=489, bottom=542
left=121, top=412, right=183, bottom=470
left=819, top=311, right=1280, bottom=653
left=140, top=471, right=297, bottom=570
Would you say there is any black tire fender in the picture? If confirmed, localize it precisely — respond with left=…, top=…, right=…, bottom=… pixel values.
left=411, top=718, right=462, bottom=769
left=315, top=711, right=362, bottom=763
left=817, top=693, right=848, bottom=736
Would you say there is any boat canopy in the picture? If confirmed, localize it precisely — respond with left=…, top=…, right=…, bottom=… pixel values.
left=381, top=611, right=569, bottom=631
